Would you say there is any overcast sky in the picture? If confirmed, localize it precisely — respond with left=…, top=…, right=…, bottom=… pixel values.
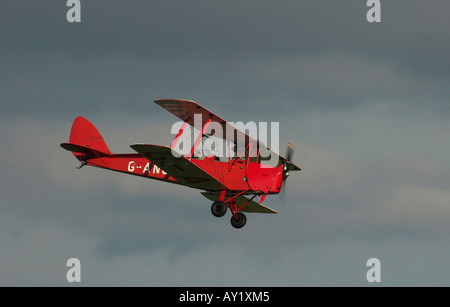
left=1, top=0, right=450, bottom=286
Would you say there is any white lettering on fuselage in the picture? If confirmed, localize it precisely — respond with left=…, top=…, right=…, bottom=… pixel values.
left=128, top=161, right=135, bottom=172
left=128, top=161, right=166, bottom=175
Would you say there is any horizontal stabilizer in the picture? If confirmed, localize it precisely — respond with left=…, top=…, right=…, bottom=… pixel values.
left=60, top=143, right=111, bottom=158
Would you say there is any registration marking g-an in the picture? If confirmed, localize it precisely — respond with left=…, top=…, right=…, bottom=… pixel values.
left=128, top=161, right=167, bottom=175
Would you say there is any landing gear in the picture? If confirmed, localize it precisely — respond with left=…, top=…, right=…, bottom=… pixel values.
left=211, top=201, right=227, bottom=217
left=210, top=192, right=248, bottom=229
left=230, top=212, right=247, bottom=229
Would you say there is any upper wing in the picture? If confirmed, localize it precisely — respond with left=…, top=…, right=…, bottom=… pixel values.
left=154, top=99, right=301, bottom=171
left=130, top=143, right=225, bottom=190
left=201, top=192, right=277, bottom=214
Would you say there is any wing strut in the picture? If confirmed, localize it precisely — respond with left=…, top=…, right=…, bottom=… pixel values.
left=188, top=115, right=212, bottom=160
left=238, top=194, right=258, bottom=212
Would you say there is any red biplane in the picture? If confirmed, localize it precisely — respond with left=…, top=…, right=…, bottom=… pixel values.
left=61, top=99, right=301, bottom=228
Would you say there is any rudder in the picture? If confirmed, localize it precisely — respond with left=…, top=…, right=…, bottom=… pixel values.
left=61, top=116, right=112, bottom=160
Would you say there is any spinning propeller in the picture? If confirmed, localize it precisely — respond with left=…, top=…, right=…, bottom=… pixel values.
left=280, top=141, right=296, bottom=205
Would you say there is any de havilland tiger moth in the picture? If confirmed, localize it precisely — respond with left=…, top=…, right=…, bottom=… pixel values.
left=61, top=99, right=301, bottom=229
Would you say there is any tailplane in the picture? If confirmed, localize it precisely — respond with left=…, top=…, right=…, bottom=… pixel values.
left=60, top=116, right=112, bottom=161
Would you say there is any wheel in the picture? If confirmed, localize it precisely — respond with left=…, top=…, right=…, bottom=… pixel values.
left=211, top=201, right=227, bottom=217
left=230, top=212, right=247, bottom=229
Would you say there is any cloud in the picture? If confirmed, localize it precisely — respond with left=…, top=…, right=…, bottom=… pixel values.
left=374, top=186, right=450, bottom=233
left=1, top=111, right=450, bottom=285
left=2, top=1, right=449, bottom=120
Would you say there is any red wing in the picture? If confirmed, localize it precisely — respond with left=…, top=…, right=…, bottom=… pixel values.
left=130, top=143, right=225, bottom=190
left=154, top=99, right=301, bottom=171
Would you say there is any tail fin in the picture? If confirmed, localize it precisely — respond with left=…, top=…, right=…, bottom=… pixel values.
left=60, top=116, right=112, bottom=160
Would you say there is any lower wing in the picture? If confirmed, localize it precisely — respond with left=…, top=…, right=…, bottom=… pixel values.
left=201, top=192, right=277, bottom=214
left=130, top=144, right=225, bottom=190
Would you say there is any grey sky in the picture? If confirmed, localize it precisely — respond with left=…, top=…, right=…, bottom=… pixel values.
left=1, top=1, right=449, bottom=286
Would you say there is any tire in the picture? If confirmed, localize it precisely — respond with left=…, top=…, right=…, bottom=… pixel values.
left=230, top=212, right=247, bottom=229
left=211, top=201, right=227, bottom=217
